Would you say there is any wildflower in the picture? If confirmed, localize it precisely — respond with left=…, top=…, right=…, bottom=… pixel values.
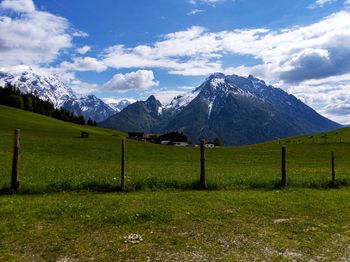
left=124, top=234, right=143, bottom=244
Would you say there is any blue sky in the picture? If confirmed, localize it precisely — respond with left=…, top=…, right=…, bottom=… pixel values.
left=1, top=0, right=350, bottom=123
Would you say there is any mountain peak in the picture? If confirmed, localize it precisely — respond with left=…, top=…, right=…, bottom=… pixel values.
left=146, top=95, right=157, bottom=102
left=101, top=73, right=341, bottom=145
left=207, top=72, right=226, bottom=80
left=146, top=95, right=162, bottom=113
left=248, top=74, right=255, bottom=79
left=0, top=66, right=117, bottom=122
left=202, top=73, right=238, bottom=93
left=247, top=74, right=266, bottom=86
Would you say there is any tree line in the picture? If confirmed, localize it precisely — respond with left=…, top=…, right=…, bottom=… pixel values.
left=0, top=84, right=97, bottom=126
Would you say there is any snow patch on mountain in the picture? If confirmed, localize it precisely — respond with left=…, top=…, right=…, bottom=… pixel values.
left=158, top=105, right=164, bottom=115
left=63, top=95, right=116, bottom=122
left=104, top=98, right=135, bottom=112
left=210, top=78, right=226, bottom=88
left=0, top=65, right=75, bottom=108
left=207, top=98, right=215, bottom=118
left=0, top=66, right=117, bottom=122
left=101, top=72, right=341, bottom=146
left=165, top=89, right=201, bottom=110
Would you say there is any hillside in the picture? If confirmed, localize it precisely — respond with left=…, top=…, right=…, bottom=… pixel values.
left=276, top=127, right=350, bottom=145
left=0, top=105, right=125, bottom=191
left=101, top=73, right=341, bottom=146
left=1, top=104, right=349, bottom=193
left=2, top=105, right=350, bottom=260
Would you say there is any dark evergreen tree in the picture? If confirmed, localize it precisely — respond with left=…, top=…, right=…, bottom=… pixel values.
left=78, top=115, right=85, bottom=125
left=0, top=84, right=87, bottom=125
left=24, top=96, right=33, bottom=111
left=87, top=117, right=93, bottom=126
left=7, top=94, right=24, bottom=109
left=214, top=137, right=223, bottom=146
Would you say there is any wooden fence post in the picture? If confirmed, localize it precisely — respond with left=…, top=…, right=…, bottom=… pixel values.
left=281, top=145, right=286, bottom=187
left=11, top=129, right=20, bottom=191
left=200, top=140, right=207, bottom=189
left=121, top=138, right=125, bottom=192
left=331, top=151, right=335, bottom=187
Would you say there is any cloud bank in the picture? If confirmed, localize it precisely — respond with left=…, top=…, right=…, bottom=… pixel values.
left=0, top=0, right=84, bottom=67
left=103, top=70, right=159, bottom=91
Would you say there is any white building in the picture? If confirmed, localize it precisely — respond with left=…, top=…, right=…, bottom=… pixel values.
left=173, top=142, right=189, bottom=147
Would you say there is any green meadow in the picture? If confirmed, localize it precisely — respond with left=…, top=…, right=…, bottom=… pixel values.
left=1, top=104, right=350, bottom=261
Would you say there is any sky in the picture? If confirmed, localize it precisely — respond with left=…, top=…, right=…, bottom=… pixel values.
left=1, top=0, right=350, bottom=123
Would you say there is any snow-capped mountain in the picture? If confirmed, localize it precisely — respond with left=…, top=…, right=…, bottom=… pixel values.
left=164, top=89, right=201, bottom=112
left=106, top=98, right=134, bottom=113
left=62, top=95, right=116, bottom=122
left=101, top=73, right=341, bottom=145
left=100, top=95, right=164, bottom=133
left=0, top=66, right=117, bottom=122
left=0, top=66, right=75, bottom=108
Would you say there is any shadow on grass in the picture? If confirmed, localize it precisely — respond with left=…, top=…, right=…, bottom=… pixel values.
left=1, top=178, right=349, bottom=195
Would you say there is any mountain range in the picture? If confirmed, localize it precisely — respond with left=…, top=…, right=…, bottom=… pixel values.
left=0, top=67, right=341, bottom=145
left=0, top=66, right=132, bottom=122
left=100, top=73, right=341, bottom=145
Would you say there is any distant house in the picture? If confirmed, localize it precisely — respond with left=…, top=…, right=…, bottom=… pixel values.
left=170, top=141, right=189, bottom=147
left=205, top=142, right=215, bottom=148
left=144, top=133, right=160, bottom=143
left=157, top=132, right=189, bottom=146
left=201, top=140, right=215, bottom=148
left=128, top=132, right=144, bottom=140
left=160, top=140, right=171, bottom=145
left=80, top=131, right=89, bottom=138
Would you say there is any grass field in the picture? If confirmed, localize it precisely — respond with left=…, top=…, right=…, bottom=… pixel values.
left=2, top=190, right=350, bottom=261
left=1, top=105, right=350, bottom=260
left=1, top=105, right=350, bottom=193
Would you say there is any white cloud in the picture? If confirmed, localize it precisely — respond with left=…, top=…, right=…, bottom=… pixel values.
left=0, top=0, right=85, bottom=68
left=102, top=97, right=136, bottom=104
left=187, top=9, right=205, bottom=15
left=187, top=0, right=226, bottom=6
left=90, top=9, right=350, bottom=123
left=72, top=30, right=88, bottom=37
left=77, top=11, right=350, bottom=82
left=101, top=26, right=223, bottom=76
left=69, top=79, right=99, bottom=94
left=77, top=45, right=91, bottom=54
left=146, top=88, right=191, bottom=104
left=283, top=73, right=350, bottom=124
left=103, top=70, right=159, bottom=91
left=61, top=57, right=107, bottom=72
left=308, top=0, right=336, bottom=8
left=211, top=11, right=350, bottom=84
left=0, top=0, right=35, bottom=13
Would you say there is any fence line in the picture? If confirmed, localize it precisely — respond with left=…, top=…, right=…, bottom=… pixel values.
left=200, top=140, right=207, bottom=189
left=331, top=151, right=335, bottom=187
left=121, top=138, right=125, bottom=192
left=11, top=129, right=20, bottom=191
left=281, top=145, right=287, bottom=187
left=5, top=129, right=343, bottom=192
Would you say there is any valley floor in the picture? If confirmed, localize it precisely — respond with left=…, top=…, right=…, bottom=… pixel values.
left=1, top=189, right=350, bottom=261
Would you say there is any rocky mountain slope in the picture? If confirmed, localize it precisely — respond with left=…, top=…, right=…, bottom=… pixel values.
left=0, top=66, right=130, bottom=122
left=100, top=73, right=341, bottom=145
